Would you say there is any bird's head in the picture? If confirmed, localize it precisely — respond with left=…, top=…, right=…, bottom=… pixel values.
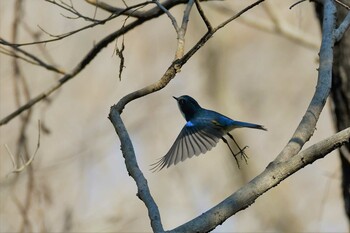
left=173, top=95, right=202, bottom=121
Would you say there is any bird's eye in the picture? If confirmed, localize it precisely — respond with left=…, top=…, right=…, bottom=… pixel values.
left=179, top=99, right=185, bottom=104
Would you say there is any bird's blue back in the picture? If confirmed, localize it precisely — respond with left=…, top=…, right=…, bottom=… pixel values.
left=150, top=95, right=266, bottom=171
left=190, top=108, right=263, bottom=132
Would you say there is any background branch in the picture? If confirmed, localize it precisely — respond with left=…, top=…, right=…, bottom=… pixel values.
left=0, top=0, right=188, bottom=126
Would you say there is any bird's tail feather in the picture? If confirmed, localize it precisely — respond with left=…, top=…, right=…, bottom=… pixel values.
left=233, top=120, right=267, bottom=131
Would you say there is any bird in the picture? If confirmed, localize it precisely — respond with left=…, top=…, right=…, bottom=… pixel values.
left=150, top=95, right=267, bottom=171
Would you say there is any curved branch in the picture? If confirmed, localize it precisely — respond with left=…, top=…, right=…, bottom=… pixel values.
left=170, top=127, right=350, bottom=233
left=109, top=110, right=164, bottom=232
left=108, top=0, right=348, bottom=232
left=108, top=1, right=265, bottom=232
left=275, top=0, right=336, bottom=162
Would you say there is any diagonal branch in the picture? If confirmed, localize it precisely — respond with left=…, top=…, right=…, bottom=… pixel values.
left=0, top=38, right=65, bottom=74
left=154, top=0, right=180, bottom=32
left=194, top=0, right=213, bottom=31
left=335, top=11, right=350, bottom=41
left=0, top=0, right=188, bottom=126
left=170, top=127, right=350, bottom=233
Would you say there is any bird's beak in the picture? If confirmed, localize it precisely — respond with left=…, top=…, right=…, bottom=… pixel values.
left=173, top=96, right=178, bottom=101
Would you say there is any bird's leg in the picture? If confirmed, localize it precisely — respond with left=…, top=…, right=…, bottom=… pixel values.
left=221, top=137, right=241, bottom=169
left=227, top=133, right=249, bottom=164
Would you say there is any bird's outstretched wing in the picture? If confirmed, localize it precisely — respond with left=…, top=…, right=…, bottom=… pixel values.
left=150, top=122, right=223, bottom=172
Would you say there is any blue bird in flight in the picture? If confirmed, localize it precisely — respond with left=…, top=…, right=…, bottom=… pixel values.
left=151, top=95, right=266, bottom=171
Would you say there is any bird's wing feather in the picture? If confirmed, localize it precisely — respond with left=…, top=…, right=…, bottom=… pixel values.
left=150, top=122, right=223, bottom=172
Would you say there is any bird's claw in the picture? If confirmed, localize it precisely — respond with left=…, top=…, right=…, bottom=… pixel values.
left=233, top=145, right=249, bottom=168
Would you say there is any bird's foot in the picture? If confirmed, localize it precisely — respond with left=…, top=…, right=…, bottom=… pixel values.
left=234, top=145, right=249, bottom=165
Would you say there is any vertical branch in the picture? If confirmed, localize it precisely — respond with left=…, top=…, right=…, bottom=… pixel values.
left=175, top=0, right=194, bottom=59
left=10, top=1, right=36, bottom=232
left=275, top=0, right=336, bottom=162
left=315, top=0, right=350, bottom=223
left=108, top=111, right=164, bottom=232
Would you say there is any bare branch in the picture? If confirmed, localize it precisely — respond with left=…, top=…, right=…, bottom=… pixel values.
left=175, top=0, right=195, bottom=59
left=212, top=2, right=319, bottom=50
left=0, top=1, right=152, bottom=47
left=107, top=0, right=350, bottom=231
left=85, top=0, right=147, bottom=18
left=215, top=0, right=265, bottom=31
left=154, top=0, right=180, bottom=32
left=109, top=110, right=164, bottom=232
left=170, top=127, right=350, bottom=232
left=45, top=0, right=101, bottom=22
left=6, top=120, right=41, bottom=175
left=195, top=0, right=213, bottom=31
left=275, top=0, right=336, bottom=162
left=334, top=0, right=350, bottom=9
left=0, top=38, right=65, bottom=74
left=109, top=1, right=265, bottom=232
left=289, top=0, right=308, bottom=9
left=0, top=0, right=189, bottom=126
left=335, top=11, right=350, bottom=41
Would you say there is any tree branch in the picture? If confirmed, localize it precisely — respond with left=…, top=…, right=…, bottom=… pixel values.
left=0, top=0, right=188, bottom=126
left=0, top=38, right=65, bottom=74
left=275, top=0, right=336, bottom=162
left=335, top=11, right=350, bottom=41
left=5, top=120, right=41, bottom=175
left=108, top=0, right=350, bottom=232
left=170, top=127, right=350, bottom=233
left=0, top=1, right=152, bottom=47
left=109, top=109, right=164, bottom=232
left=108, top=1, right=265, bottom=232
left=211, top=2, right=319, bottom=50
left=85, top=0, right=147, bottom=18
left=154, top=0, right=180, bottom=32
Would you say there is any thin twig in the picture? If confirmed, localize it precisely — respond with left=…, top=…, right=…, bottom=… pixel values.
left=0, top=2, right=152, bottom=47
left=211, top=2, right=319, bottom=50
left=334, top=0, right=350, bottom=10
left=335, top=11, right=350, bottom=41
left=5, top=144, right=17, bottom=169
left=154, top=0, right=180, bottom=32
left=195, top=0, right=213, bottom=31
left=289, top=0, right=307, bottom=9
left=45, top=0, right=101, bottom=22
left=6, top=120, right=41, bottom=175
left=0, top=0, right=188, bottom=126
left=175, top=0, right=195, bottom=59
left=0, top=38, right=65, bottom=74
left=85, top=0, right=146, bottom=18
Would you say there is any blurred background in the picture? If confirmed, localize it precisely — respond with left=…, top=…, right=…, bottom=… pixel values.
left=0, top=0, right=347, bottom=232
